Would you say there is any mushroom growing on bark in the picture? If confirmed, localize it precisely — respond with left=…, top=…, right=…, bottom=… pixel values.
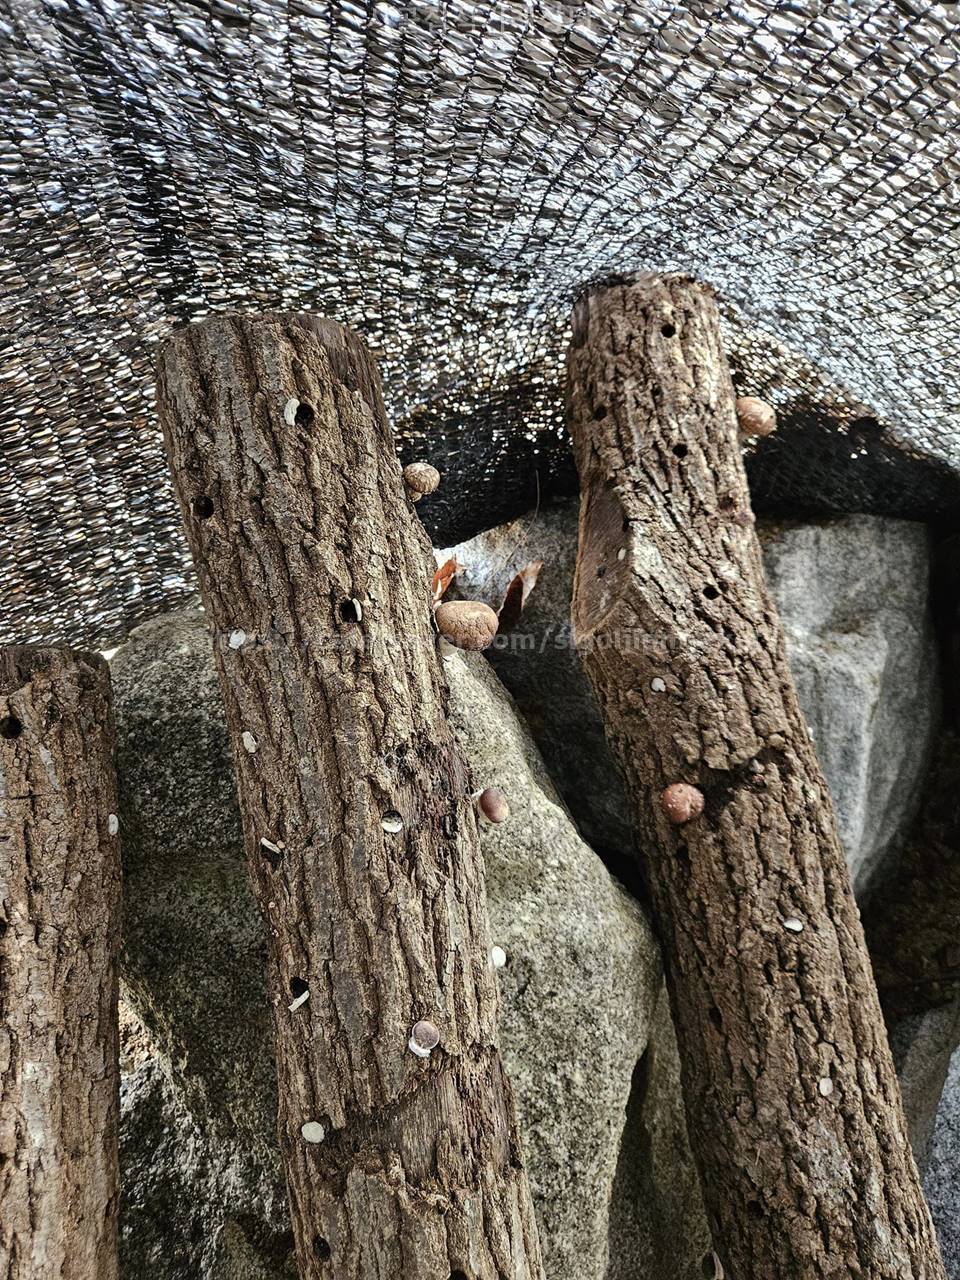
left=408, top=1020, right=441, bottom=1058
left=403, top=462, right=440, bottom=501
left=735, top=396, right=777, bottom=438
left=435, top=600, right=499, bottom=651
left=477, top=786, right=510, bottom=824
left=661, top=782, right=705, bottom=825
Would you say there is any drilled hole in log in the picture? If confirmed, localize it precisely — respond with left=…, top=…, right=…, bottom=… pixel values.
left=290, top=977, right=308, bottom=999
left=702, top=584, right=720, bottom=600
left=594, top=405, right=608, bottom=421
left=450, top=1272, right=469, bottom=1280
left=295, top=402, right=315, bottom=428
left=314, top=1237, right=331, bottom=1262
left=673, top=443, right=688, bottom=458
left=261, top=841, right=283, bottom=870
left=339, top=598, right=361, bottom=623
left=0, top=716, right=23, bottom=740
left=850, top=415, right=880, bottom=433
left=192, top=495, right=215, bottom=520
left=661, top=322, right=676, bottom=337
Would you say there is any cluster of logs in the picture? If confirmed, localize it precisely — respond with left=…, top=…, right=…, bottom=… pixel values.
left=1, top=280, right=944, bottom=1280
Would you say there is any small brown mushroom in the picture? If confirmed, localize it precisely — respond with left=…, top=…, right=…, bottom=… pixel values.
left=477, top=786, right=509, bottom=824
left=403, top=462, right=441, bottom=501
left=435, top=600, right=499, bottom=651
left=661, top=782, right=705, bottom=825
left=736, top=396, right=777, bottom=439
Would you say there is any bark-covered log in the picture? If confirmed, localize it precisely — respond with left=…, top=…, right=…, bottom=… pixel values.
left=0, top=646, right=121, bottom=1280
left=566, top=274, right=945, bottom=1280
left=157, top=315, right=543, bottom=1280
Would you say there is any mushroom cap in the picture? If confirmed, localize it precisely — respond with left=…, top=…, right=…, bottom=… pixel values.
left=660, top=782, right=705, bottom=825
left=403, top=462, right=441, bottom=496
left=736, top=396, right=777, bottom=438
left=435, top=600, right=499, bottom=651
left=410, top=1019, right=441, bottom=1051
left=478, top=786, right=510, bottom=824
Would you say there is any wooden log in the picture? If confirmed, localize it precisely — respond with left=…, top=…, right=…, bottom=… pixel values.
left=0, top=646, right=121, bottom=1280
left=566, top=274, right=945, bottom=1280
left=156, top=315, right=543, bottom=1280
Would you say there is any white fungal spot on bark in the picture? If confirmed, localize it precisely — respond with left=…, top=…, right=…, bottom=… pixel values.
left=242, top=731, right=258, bottom=754
left=490, top=946, right=507, bottom=970
left=283, top=398, right=300, bottom=426
left=650, top=677, right=666, bottom=693
left=288, top=989, right=310, bottom=1013
left=617, top=547, right=626, bottom=561
left=228, top=629, right=246, bottom=649
left=818, top=1076, right=834, bottom=1097
left=381, top=811, right=403, bottom=834
left=107, top=813, right=119, bottom=835
left=783, top=917, right=804, bottom=933
left=300, top=1120, right=326, bottom=1143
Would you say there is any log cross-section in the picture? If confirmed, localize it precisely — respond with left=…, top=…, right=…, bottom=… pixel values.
left=566, top=274, right=945, bottom=1280
left=157, top=314, right=543, bottom=1280
left=0, top=646, right=122, bottom=1280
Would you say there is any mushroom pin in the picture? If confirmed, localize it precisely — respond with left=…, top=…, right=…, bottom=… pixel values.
left=736, top=396, right=777, bottom=439
left=661, top=783, right=705, bottom=825
left=435, top=600, right=499, bottom=652
left=403, top=462, right=440, bottom=502
left=477, top=786, right=509, bottom=824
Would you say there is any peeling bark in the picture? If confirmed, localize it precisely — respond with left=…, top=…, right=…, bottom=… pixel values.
left=566, top=274, right=945, bottom=1280
left=157, top=315, right=543, bottom=1280
left=0, top=646, right=121, bottom=1280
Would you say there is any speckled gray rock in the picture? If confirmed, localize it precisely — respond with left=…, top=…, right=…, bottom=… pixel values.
left=446, top=649, right=661, bottom=1279
left=759, top=515, right=938, bottom=896
left=889, top=1000, right=960, bottom=1175
left=118, top=1007, right=295, bottom=1280
left=112, top=607, right=661, bottom=1280
left=112, top=609, right=293, bottom=1279
left=605, top=989, right=711, bottom=1280
left=926, top=1041, right=960, bottom=1274
left=442, top=506, right=937, bottom=894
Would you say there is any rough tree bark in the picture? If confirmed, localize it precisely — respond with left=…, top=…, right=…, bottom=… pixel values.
left=566, top=274, right=945, bottom=1280
left=157, top=315, right=544, bottom=1280
left=0, top=646, right=121, bottom=1280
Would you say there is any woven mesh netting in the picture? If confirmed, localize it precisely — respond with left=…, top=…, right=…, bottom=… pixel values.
left=3, top=0, right=960, bottom=649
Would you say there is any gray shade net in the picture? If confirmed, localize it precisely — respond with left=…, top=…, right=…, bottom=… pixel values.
left=3, top=0, right=960, bottom=649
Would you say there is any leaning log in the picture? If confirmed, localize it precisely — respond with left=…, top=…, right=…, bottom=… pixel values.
left=566, top=274, right=945, bottom=1279
left=157, top=315, right=543, bottom=1280
left=0, top=646, right=121, bottom=1280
